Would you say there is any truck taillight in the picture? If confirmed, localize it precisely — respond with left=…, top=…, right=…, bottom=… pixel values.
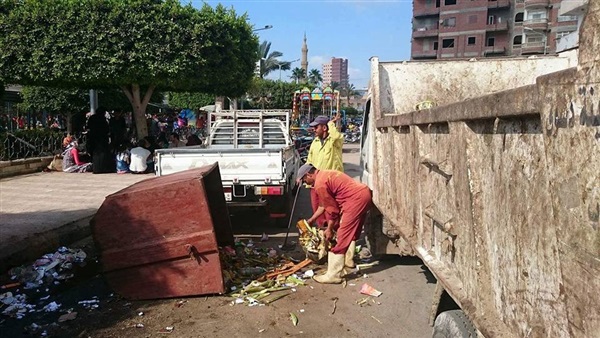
left=254, top=186, right=284, bottom=195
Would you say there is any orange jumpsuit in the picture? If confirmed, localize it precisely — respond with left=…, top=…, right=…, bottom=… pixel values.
left=313, top=170, right=372, bottom=254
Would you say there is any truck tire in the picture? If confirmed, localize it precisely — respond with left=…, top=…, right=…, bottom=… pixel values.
left=432, top=310, right=477, bottom=338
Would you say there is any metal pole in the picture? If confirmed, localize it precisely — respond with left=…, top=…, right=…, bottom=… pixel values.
left=89, top=89, right=98, bottom=114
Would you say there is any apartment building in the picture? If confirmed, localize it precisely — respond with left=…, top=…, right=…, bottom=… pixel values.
left=322, top=58, right=349, bottom=87
left=411, top=0, right=580, bottom=59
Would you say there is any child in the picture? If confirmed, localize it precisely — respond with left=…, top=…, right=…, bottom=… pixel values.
left=115, top=144, right=131, bottom=174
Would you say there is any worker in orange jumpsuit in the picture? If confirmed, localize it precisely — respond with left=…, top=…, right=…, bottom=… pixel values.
left=298, top=163, right=372, bottom=284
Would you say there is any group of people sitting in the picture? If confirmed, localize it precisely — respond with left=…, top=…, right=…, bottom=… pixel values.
left=60, top=136, right=152, bottom=174
left=60, top=132, right=203, bottom=174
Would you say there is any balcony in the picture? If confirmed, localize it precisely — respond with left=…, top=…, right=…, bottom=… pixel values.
left=484, top=46, right=507, bottom=56
left=486, top=21, right=509, bottom=31
left=412, top=50, right=438, bottom=59
left=521, top=42, right=547, bottom=54
left=488, top=0, right=510, bottom=9
left=413, top=25, right=439, bottom=38
left=558, top=0, right=588, bottom=16
left=414, top=6, right=440, bottom=18
left=524, top=0, right=549, bottom=9
left=523, top=18, right=549, bottom=30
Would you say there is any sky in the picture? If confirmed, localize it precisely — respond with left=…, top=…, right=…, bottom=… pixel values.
left=192, top=0, right=414, bottom=89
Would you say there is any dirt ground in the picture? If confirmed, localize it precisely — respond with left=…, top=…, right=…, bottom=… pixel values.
left=0, top=146, right=437, bottom=337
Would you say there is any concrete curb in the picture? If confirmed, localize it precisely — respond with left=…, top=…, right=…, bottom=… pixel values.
left=0, top=215, right=93, bottom=274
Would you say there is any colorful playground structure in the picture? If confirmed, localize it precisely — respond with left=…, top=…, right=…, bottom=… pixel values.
left=291, top=86, right=340, bottom=129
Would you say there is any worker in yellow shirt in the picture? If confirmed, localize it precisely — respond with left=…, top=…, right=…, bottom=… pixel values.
left=305, top=113, right=344, bottom=228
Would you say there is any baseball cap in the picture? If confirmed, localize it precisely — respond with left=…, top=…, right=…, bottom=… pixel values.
left=296, top=163, right=315, bottom=183
left=309, top=115, right=330, bottom=127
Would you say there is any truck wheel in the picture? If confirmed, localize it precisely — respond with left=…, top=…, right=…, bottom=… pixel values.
left=432, top=310, right=477, bottom=338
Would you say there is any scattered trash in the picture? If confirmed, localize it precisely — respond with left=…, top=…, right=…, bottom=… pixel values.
left=134, top=323, right=144, bottom=328
left=138, top=311, right=144, bottom=316
left=342, top=280, right=347, bottom=288
left=0, top=282, right=20, bottom=290
left=297, top=220, right=330, bottom=263
left=302, top=270, right=314, bottom=278
left=175, top=300, right=188, bottom=308
left=331, top=297, right=338, bottom=315
left=371, top=315, right=383, bottom=324
left=158, top=326, right=174, bottom=334
left=9, top=247, right=86, bottom=288
left=261, top=233, right=269, bottom=242
left=355, top=262, right=379, bottom=272
left=360, top=283, right=382, bottom=297
left=58, top=312, right=78, bottom=322
left=290, top=312, right=299, bottom=326
left=78, top=299, right=100, bottom=310
left=356, top=297, right=370, bottom=306
left=258, top=329, right=266, bottom=333
left=349, top=283, right=356, bottom=286
left=299, top=309, right=305, bottom=313
left=362, top=273, right=370, bottom=279
left=268, top=249, right=278, bottom=258
left=42, top=301, right=61, bottom=312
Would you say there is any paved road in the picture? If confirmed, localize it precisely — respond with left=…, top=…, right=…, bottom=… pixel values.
left=0, top=172, right=149, bottom=272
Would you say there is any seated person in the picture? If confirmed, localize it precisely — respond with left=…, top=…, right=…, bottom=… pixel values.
left=62, top=138, right=92, bottom=173
left=186, top=134, right=202, bottom=146
left=115, top=144, right=131, bottom=174
left=129, top=139, right=152, bottom=174
left=168, top=132, right=185, bottom=148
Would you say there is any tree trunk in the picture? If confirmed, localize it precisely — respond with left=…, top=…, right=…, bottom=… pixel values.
left=121, top=84, right=155, bottom=140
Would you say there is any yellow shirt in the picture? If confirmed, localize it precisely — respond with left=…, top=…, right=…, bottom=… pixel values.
left=306, top=121, right=344, bottom=172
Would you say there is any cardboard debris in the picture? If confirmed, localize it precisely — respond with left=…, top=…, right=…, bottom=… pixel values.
left=58, top=312, right=77, bottom=322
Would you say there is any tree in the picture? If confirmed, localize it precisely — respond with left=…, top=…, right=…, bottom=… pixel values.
left=258, top=41, right=290, bottom=79
left=245, top=78, right=302, bottom=109
left=167, top=92, right=214, bottom=110
left=290, top=68, right=306, bottom=84
left=308, top=69, right=323, bottom=86
left=330, top=81, right=341, bottom=91
left=0, top=1, right=258, bottom=139
left=342, top=83, right=359, bottom=107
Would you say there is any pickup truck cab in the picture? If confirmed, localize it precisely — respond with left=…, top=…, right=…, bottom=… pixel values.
left=155, top=110, right=300, bottom=226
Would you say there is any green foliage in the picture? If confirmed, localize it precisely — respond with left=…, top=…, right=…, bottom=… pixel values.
left=290, top=68, right=306, bottom=84
left=258, top=41, right=290, bottom=78
left=245, top=78, right=303, bottom=109
left=308, top=69, right=322, bottom=86
left=167, top=92, right=214, bottom=109
left=18, top=86, right=161, bottom=113
left=0, top=1, right=258, bottom=97
left=341, top=106, right=359, bottom=117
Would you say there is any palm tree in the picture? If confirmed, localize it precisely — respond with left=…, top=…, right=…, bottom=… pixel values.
left=342, top=83, right=358, bottom=107
left=258, top=41, right=290, bottom=78
left=330, top=81, right=340, bottom=91
left=290, top=67, right=306, bottom=84
left=308, top=69, right=323, bottom=86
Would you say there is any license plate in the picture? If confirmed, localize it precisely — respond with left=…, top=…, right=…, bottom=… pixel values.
left=224, top=192, right=232, bottom=201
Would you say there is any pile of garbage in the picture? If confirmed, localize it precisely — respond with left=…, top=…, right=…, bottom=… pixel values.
left=220, top=238, right=315, bottom=307
left=0, top=246, right=87, bottom=319
left=296, top=219, right=331, bottom=264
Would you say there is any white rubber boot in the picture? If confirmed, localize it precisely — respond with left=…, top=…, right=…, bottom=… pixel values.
left=313, top=252, right=345, bottom=284
left=345, top=241, right=356, bottom=268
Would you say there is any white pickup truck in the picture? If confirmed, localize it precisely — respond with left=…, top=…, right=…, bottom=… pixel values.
left=154, top=110, right=300, bottom=226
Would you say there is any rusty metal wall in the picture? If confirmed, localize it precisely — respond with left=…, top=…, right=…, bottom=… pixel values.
left=368, top=4, right=599, bottom=337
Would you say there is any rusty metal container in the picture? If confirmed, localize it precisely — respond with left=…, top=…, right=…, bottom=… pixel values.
left=91, top=163, right=234, bottom=300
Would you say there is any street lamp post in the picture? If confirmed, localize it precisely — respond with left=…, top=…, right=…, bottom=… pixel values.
left=253, top=25, right=273, bottom=32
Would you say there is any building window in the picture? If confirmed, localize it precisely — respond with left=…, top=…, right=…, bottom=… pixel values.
left=513, top=35, right=522, bottom=45
left=442, top=39, right=455, bottom=48
left=467, top=37, right=476, bottom=45
left=488, top=15, right=495, bottom=25
left=433, top=41, right=439, bottom=50
left=468, top=15, right=478, bottom=24
left=487, top=37, right=495, bottom=47
left=558, top=15, right=578, bottom=22
left=443, top=17, right=456, bottom=27
left=515, top=12, right=524, bottom=22
left=527, top=11, right=547, bottom=21
left=526, top=36, right=543, bottom=43
left=444, top=0, right=456, bottom=5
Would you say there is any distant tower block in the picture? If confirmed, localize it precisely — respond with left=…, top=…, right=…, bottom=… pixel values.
left=301, top=33, right=308, bottom=78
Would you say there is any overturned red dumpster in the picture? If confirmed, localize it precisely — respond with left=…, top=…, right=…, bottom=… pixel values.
left=91, top=164, right=234, bottom=300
